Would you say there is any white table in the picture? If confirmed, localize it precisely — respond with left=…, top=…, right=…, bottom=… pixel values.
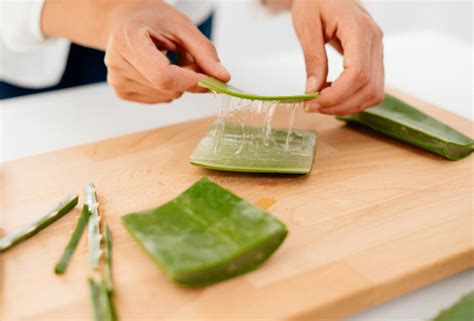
left=1, top=30, right=473, bottom=321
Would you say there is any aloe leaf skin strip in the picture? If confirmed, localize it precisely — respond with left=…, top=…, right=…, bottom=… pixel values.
left=0, top=194, right=78, bottom=253
left=54, top=204, right=91, bottom=274
left=86, top=183, right=102, bottom=270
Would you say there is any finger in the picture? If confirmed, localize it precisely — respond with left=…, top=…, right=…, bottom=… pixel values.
left=123, top=93, right=177, bottom=105
left=178, top=27, right=231, bottom=82
left=310, top=23, right=373, bottom=111
left=124, top=29, right=206, bottom=92
left=105, top=51, right=156, bottom=88
left=294, top=19, right=328, bottom=94
left=109, top=74, right=183, bottom=102
left=319, top=38, right=384, bottom=115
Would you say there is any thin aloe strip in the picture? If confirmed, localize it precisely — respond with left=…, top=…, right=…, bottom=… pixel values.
left=86, top=183, right=102, bottom=270
left=198, top=77, right=318, bottom=102
left=88, top=278, right=116, bottom=321
left=0, top=194, right=78, bottom=252
left=54, top=204, right=91, bottom=274
left=432, top=291, right=474, bottom=321
left=103, top=223, right=114, bottom=292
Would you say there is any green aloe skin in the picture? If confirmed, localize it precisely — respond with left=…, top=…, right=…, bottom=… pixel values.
left=198, top=77, right=318, bottom=102
left=432, top=291, right=474, bottom=321
left=55, top=204, right=91, bottom=274
left=122, top=177, right=288, bottom=287
left=88, top=278, right=116, bottom=321
left=0, top=194, right=78, bottom=252
left=338, top=94, right=474, bottom=160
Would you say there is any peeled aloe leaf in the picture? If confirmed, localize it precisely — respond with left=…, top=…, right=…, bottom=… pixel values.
left=432, top=291, right=474, bottom=321
left=337, top=94, right=474, bottom=160
left=55, top=204, right=91, bottom=274
left=85, top=183, right=102, bottom=270
left=191, top=122, right=317, bottom=174
left=0, top=194, right=78, bottom=252
left=103, top=224, right=114, bottom=293
left=198, top=77, right=317, bottom=102
left=88, top=278, right=116, bottom=321
left=121, top=177, right=288, bottom=287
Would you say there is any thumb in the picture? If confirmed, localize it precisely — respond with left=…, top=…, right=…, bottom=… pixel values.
left=179, top=28, right=231, bottom=82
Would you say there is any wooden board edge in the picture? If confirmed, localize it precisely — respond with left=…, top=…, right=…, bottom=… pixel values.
left=289, top=247, right=474, bottom=320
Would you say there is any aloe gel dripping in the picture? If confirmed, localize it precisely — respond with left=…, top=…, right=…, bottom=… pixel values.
left=191, top=92, right=317, bottom=174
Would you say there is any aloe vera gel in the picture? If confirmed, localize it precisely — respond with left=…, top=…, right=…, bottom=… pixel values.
left=191, top=78, right=317, bottom=174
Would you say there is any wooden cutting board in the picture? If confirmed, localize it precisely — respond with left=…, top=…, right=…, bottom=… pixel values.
left=1, top=89, right=473, bottom=321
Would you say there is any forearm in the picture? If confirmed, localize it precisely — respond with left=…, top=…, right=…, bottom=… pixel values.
left=40, top=0, right=154, bottom=50
left=260, top=0, right=293, bottom=12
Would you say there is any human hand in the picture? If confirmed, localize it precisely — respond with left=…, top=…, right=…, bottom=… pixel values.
left=42, top=0, right=230, bottom=104
left=292, top=0, right=384, bottom=115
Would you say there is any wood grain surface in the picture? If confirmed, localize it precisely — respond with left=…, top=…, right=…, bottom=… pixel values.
left=1, top=89, right=473, bottom=320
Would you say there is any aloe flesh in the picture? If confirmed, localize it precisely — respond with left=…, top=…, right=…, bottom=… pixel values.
left=121, top=177, right=288, bottom=287
left=191, top=122, right=317, bottom=174
left=198, top=77, right=317, bottom=102
left=86, top=183, right=102, bottom=269
left=103, top=224, right=114, bottom=292
left=338, top=94, right=474, bottom=160
left=432, top=291, right=474, bottom=321
left=88, top=278, right=116, bottom=321
left=55, top=204, right=91, bottom=274
left=0, top=194, right=79, bottom=252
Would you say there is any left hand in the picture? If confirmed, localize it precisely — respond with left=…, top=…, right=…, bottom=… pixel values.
left=291, top=0, right=385, bottom=115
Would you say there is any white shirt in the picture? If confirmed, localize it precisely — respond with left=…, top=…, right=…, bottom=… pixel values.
left=0, top=0, right=213, bottom=89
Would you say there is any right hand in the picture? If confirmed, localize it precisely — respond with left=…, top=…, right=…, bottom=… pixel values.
left=42, top=0, right=230, bottom=104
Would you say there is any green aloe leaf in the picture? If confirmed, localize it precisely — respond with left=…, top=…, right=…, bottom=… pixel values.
left=54, top=204, right=91, bottom=274
left=432, top=291, right=474, bottom=321
left=85, top=183, right=102, bottom=270
left=88, top=278, right=117, bottom=321
left=190, top=122, right=317, bottom=174
left=337, top=94, right=474, bottom=160
left=0, top=194, right=78, bottom=252
left=121, top=177, right=288, bottom=287
left=198, top=77, right=318, bottom=102
left=103, top=224, right=114, bottom=293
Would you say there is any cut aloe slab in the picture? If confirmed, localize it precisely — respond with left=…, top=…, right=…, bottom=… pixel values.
left=198, top=77, right=317, bottom=102
left=191, top=122, right=317, bottom=174
left=432, top=291, right=474, bottom=321
left=338, top=94, right=474, bottom=160
left=121, top=177, right=288, bottom=287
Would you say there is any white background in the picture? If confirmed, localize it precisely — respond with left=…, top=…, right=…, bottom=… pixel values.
left=1, top=1, right=473, bottom=320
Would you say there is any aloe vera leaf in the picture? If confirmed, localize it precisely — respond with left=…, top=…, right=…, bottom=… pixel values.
left=88, top=278, right=101, bottom=321
left=198, top=77, right=318, bottom=102
left=190, top=122, right=317, bottom=174
left=0, top=194, right=78, bottom=253
left=103, top=224, right=114, bottom=292
left=85, top=183, right=102, bottom=270
left=121, top=177, right=288, bottom=287
left=337, top=94, right=474, bottom=160
left=54, top=204, right=91, bottom=274
left=432, top=291, right=474, bottom=321
left=88, top=278, right=116, bottom=321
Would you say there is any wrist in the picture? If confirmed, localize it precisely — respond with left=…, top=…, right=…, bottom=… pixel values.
left=41, top=0, right=155, bottom=50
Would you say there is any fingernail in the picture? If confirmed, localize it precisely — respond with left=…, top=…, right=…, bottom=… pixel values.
left=305, top=102, right=320, bottom=112
left=306, top=76, right=317, bottom=93
left=217, top=62, right=231, bottom=79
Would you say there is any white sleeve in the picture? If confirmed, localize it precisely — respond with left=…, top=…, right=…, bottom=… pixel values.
left=0, top=0, right=70, bottom=88
left=1, top=0, right=46, bottom=50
